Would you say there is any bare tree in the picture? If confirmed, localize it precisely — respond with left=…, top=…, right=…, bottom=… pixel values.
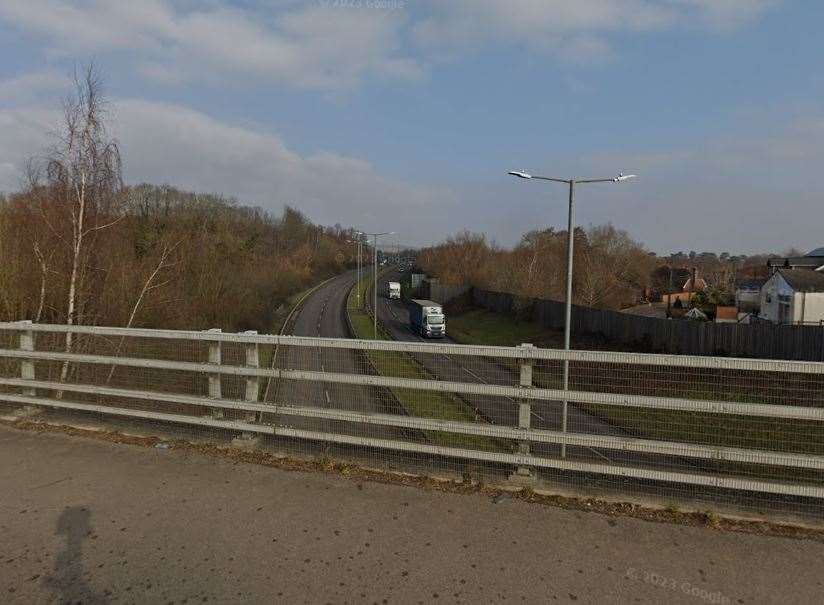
left=31, top=241, right=52, bottom=322
left=43, top=64, right=122, bottom=380
left=106, top=241, right=180, bottom=383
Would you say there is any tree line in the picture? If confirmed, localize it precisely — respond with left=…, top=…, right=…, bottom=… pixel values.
left=417, top=226, right=656, bottom=310
left=417, top=227, right=783, bottom=311
left=0, top=67, right=357, bottom=333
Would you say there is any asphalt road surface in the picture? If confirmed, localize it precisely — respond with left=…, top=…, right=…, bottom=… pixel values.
left=371, top=270, right=712, bottom=476
left=3, top=424, right=823, bottom=605
left=372, top=271, right=634, bottom=460
left=272, top=270, right=404, bottom=439
left=273, top=268, right=693, bottom=472
left=274, top=268, right=697, bottom=477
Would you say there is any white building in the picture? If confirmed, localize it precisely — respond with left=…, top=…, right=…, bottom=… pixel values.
left=767, top=247, right=824, bottom=272
left=735, top=278, right=767, bottom=314
left=760, top=269, right=824, bottom=324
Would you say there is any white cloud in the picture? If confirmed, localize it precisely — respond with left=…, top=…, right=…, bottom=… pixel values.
left=0, top=0, right=420, bottom=92
left=676, top=0, right=782, bottom=29
left=0, top=71, right=71, bottom=106
left=0, top=0, right=780, bottom=91
left=0, top=106, right=57, bottom=192
left=412, top=0, right=780, bottom=61
left=0, top=97, right=455, bottom=237
left=2, top=93, right=822, bottom=252
left=0, top=0, right=174, bottom=51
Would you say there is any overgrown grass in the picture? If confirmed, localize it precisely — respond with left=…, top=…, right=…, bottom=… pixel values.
left=346, top=276, right=499, bottom=450
left=447, top=309, right=555, bottom=347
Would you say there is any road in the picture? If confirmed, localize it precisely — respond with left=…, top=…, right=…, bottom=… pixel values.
left=372, top=270, right=630, bottom=459
left=278, top=267, right=692, bottom=470
left=3, top=423, right=822, bottom=604
left=371, top=269, right=707, bottom=474
left=272, top=270, right=405, bottom=439
left=277, top=268, right=694, bottom=473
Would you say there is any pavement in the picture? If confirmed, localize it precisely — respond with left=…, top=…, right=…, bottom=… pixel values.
left=2, top=423, right=824, bottom=604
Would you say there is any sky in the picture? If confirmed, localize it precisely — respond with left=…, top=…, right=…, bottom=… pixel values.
left=1, top=0, right=823, bottom=255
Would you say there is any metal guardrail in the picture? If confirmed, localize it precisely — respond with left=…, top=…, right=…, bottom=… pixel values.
left=1, top=321, right=823, bottom=507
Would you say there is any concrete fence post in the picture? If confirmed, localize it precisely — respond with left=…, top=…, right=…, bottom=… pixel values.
left=205, top=328, right=223, bottom=419
left=243, top=330, right=260, bottom=423
left=19, top=320, right=36, bottom=397
left=15, top=320, right=41, bottom=418
left=511, top=343, right=535, bottom=482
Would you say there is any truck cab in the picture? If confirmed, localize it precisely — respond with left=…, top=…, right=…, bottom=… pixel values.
left=409, top=299, right=446, bottom=338
left=387, top=281, right=401, bottom=300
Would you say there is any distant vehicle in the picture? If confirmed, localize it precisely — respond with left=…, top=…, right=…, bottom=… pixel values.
left=387, top=281, right=401, bottom=299
left=409, top=299, right=446, bottom=338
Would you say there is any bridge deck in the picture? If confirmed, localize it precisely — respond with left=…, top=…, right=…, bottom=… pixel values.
left=1, top=423, right=822, bottom=604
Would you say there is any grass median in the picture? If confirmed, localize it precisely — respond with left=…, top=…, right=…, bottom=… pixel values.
left=346, top=276, right=500, bottom=451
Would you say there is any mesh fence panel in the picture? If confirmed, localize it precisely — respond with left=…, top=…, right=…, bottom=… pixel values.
left=0, top=322, right=822, bottom=521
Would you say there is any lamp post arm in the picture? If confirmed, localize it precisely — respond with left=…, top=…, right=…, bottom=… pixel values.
left=529, top=176, right=572, bottom=184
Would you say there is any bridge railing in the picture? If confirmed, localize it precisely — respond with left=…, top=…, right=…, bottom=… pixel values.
left=0, top=321, right=822, bottom=518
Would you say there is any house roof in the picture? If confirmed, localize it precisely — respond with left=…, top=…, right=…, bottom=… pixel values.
left=767, top=256, right=824, bottom=269
left=682, top=276, right=707, bottom=291
left=735, top=278, right=767, bottom=291
left=777, top=269, right=824, bottom=293
left=806, top=247, right=824, bottom=257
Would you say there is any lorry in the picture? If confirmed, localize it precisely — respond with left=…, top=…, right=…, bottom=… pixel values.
left=408, top=299, right=446, bottom=338
left=387, top=281, right=401, bottom=300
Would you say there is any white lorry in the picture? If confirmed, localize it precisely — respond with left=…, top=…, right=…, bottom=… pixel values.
left=409, top=299, right=446, bottom=338
left=387, top=281, right=401, bottom=299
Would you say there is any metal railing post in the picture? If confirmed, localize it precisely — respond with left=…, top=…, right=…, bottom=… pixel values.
left=243, top=330, right=260, bottom=424
left=19, top=320, right=37, bottom=398
left=19, top=321, right=35, bottom=394
left=15, top=320, right=40, bottom=417
left=206, top=328, right=223, bottom=419
left=512, top=343, right=535, bottom=481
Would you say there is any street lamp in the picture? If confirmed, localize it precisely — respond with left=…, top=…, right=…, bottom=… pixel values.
left=347, top=233, right=365, bottom=306
left=362, top=231, right=395, bottom=338
left=508, top=170, right=636, bottom=457
left=354, top=231, right=364, bottom=306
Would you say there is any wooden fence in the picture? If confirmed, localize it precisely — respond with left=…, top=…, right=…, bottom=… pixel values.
left=472, top=289, right=824, bottom=361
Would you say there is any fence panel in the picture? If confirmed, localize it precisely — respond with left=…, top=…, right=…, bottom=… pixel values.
left=473, top=289, right=824, bottom=361
left=0, top=321, right=822, bottom=521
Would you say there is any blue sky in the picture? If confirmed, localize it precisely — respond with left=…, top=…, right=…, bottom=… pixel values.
left=1, top=1, right=822, bottom=254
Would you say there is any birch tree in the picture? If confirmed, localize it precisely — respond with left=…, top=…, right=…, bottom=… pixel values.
left=44, top=65, right=122, bottom=379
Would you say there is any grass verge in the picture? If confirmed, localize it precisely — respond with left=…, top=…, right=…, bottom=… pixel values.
left=346, top=276, right=499, bottom=451
left=445, top=306, right=824, bottom=475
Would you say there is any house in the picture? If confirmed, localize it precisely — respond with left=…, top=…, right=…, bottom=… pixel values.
left=767, top=247, right=824, bottom=272
left=661, top=268, right=706, bottom=308
left=759, top=269, right=824, bottom=324
left=735, top=278, right=767, bottom=314
left=682, top=274, right=708, bottom=292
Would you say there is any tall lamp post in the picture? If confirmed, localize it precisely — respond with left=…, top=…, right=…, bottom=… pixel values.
left=355, top=231, right=364, bottom=306
left=508, top=170, right=636, bottom=457
left=362, top=231, right=395, bottom=338
left=348, top=232, right=365, bottom=307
